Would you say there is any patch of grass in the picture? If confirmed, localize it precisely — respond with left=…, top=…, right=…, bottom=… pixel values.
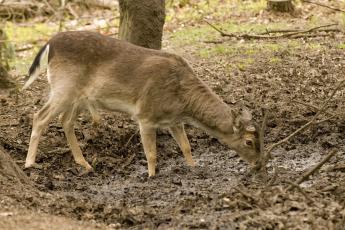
left=166, top=0, right=267, bottom=25
left=337, top=43, right=345, bottom=49
left=197, top=44, right=236, bottom=58
left=269, top=57, right=281, bottom=63
left=195, top=42, right=295, bottom=59
left=236, top=58, right=254, bottom=71
left=307, top=43, right=322, bottom=50
left=236, top=0, right=266, bottom=14
left=5, top=22, right=56, bottom=44
left=4, top=22, right=57, bottom=74
left=287, top=40, right=301, bottom=49
left=264, top=43, right=280, bottom=52
left=170, top=25, right=217, bottom=46
left=170, top=21, right=289, bottom=47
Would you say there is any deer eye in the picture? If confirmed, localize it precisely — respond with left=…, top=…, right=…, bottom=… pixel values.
left=245, top=139, right=253, bottom=146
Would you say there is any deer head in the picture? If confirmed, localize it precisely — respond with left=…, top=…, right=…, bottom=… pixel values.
left=222, top=108, right=261, bottom=165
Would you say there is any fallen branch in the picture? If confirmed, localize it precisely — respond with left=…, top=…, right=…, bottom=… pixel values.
left=260, top=27, right=341, bottom=35
left=234, top=186, right=259, bottom=203
left=47, top=147, right=70, bottom=155
left=204, top=20, right=339, bottom=40
left=286, top=181, right=314, bottom=203
left=293, top=100, right=334, bottom=117
left=287, top=149, right=338, bottom=190
left=15, top=45, right=34, bottom=52
left=265, top=79, right=345, bottom=160
left=302, top=0, right=345, bottom=13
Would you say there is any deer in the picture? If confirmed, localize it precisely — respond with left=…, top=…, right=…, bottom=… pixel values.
left=22, top=31, right=261, bottom=177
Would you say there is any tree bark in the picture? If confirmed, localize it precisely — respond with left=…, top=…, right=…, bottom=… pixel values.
left=0, top=29, right=15, bottom=90
left=0, top=64, right=15, bottom=90
left=267, top=0, right=294, bottom=13
left=118, top=0, right=165, bottom=50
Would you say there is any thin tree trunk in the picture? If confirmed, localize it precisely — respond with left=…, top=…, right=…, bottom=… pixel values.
left=267, top=0, right=294, bottom=12
left=118, top=0, right=165, bottom=50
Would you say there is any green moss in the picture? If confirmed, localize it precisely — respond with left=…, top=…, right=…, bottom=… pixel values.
left=170, top=25, right=218, bottom=46
left=307, top=43, right=322, bottom=50
left=269, top=57, right=281, bottom=63
left=337, top=43, right=345, bottom=49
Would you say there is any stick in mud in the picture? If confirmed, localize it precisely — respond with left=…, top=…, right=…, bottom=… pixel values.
left=263, top=79, right=345, bottom=164
left=287, top=149, right=338, bottom=191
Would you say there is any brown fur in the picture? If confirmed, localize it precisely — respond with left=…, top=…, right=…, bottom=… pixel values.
left=24, top=31, right=260, bottom=177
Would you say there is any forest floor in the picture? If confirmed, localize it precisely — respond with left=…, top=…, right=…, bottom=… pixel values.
left=0, top=1, right=345, bottom=229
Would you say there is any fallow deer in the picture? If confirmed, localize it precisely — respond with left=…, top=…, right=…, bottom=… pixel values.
left=23, top=31, right=260, bottom=177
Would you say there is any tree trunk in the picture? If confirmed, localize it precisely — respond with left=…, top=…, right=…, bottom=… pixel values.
left=0, top=29, right=15, bottom=90
left=0, top=64, right=15, bottom=90
left=118, top=0, right=165, bottom=50
left=267, top=0, right=294, bottom=13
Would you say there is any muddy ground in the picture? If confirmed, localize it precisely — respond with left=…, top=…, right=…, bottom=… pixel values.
left=1, top=2, right=345, bottom=229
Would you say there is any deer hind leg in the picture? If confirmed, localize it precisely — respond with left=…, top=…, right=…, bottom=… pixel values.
left=25, top=98, right=62, bottom=168
left=169, top=124, right=196, bottom=166
left=139, top=122, right=157, bottom=177
left=86, top=101, right=101, bottom=126
left=60, top=104, right=92, bottom=171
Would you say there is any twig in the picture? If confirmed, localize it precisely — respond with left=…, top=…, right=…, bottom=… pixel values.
left=289, top=33, right=338, bottom=39
left=15, top=45, right=34, bottom=52
left=260, top=27, right=341, bottom=35
left=314, top=114, right=338, bottom=125
left=120, top=152, right=135, bottom=169
left=293, top=100, right=334, bottom=116
left=265, top=79, right=345, bottom=159
left=58, top=0, right=66, bottom=32
left=41, top=0, right=58, bottom=14
left=303, top=0, right=345, bottom=13
left=268, top=165, right=279, bottom=186
left=261, top=28, right=304, bottom=35
left=253, top=109, right=268, bottom=172
left=259, top=110, right=268, bottom=155
left=122, top=130, right=139, bottom=149
left=204, top=20, right=339, bottom=40
left=234, top=186, right=259, bottom=202
left=66, top=4, right=78, bottom=19
left=286, top=181, right=314, bottom=203
left=47, top=147, right=70, bottom=155
left=287, top=149, right=338, bottom=191
left=293, top=100, right=341, bottom=124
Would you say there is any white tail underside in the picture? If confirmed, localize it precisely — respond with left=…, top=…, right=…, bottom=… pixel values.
left=22, top=44, right=50, bottom=90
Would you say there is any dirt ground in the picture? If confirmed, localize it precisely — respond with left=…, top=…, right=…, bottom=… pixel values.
left=1, top=1, right=345, bottom=229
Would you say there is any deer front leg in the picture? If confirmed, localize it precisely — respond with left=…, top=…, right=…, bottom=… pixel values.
left=169, top=124, right=196, bottom=167
left=139, top=122, right=157, bottom=177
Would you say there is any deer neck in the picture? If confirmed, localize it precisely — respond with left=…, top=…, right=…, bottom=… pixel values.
left=182, top=77, right=235, bottom=139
